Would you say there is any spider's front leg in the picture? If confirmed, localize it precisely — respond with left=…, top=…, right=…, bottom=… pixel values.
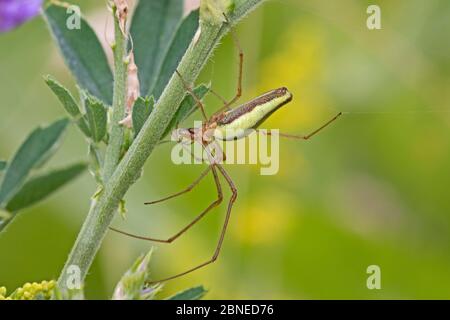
left=175, top=70, right=209, bottom=120
left=257, top=112, right=343, bottom=140
left=211, top=14, right=244, bottom=114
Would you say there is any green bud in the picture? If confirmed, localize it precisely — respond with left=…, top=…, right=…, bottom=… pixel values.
left=112, top=249, right=156, bottom=300
left=200, top=0, right=235, bottom=25
left=119, top=199, right=127, bottom=220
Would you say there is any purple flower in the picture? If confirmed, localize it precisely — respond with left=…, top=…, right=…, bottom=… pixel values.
left=0, top=0, right=43, bottom=33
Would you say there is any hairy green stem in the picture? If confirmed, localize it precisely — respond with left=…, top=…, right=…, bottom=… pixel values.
left=58, top=0, right=265, bottom=290
left=103, top=10, right=128, bottom=182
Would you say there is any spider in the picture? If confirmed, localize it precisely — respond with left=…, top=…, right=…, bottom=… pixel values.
left=111, top=15, right=341, bottom=284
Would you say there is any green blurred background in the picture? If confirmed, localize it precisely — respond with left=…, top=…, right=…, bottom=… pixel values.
left=1, top=0, right=450, bottom=299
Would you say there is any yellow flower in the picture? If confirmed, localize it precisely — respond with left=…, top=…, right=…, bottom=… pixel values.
left=245, top=21, right=336, bottom=180
left=231, top=190, right=297, bottom=245
left=4, top=279, right=57, bottom=300
left=251, top=21, right=332, bottom=132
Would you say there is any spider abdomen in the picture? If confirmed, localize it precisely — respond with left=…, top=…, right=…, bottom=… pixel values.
left=214, top=87, right=293, bottom=140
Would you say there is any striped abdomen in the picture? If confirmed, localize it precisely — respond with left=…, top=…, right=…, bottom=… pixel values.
left=214, top=87, right=293, bottom=140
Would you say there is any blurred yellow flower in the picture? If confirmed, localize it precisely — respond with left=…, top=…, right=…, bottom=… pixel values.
left=244, top=21, right=330, bottom=180
left=252, top=21, right=329, bottom=131
left=231, top=190, right=297, bottom=246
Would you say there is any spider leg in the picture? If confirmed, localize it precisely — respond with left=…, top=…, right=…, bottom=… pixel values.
left=109, top=165, right=223, bottom=244
left=257, top=112, right=342, bottom=140
left=175, top=70, right=208, bottom=120
left=212, top=15, right=244, bottom=115
left=144, top=165, right=211, bottom=205
left=146, top=146, right=237, bottom=284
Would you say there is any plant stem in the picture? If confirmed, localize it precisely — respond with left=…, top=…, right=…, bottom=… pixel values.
left=58, top=0, right=265, bottom=290
left=103, top=9, right=127, bottom=182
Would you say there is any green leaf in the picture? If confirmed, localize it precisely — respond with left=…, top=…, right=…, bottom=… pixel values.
left=152, top=9, right=200, bottom=99
left=0, top=210, right=12, bottom=232
left=85, top=97, right=107, bottom=143
left=5, top=163, right=87, bottom=213
left=45, top=75, right=80, bottom=116
left=0, top=119, right=69, bottom=207
left=0, top=160, right=7, bottom=186
left=45, top=75, right=91, bottom=137
left=132, top=96, right=155, bottom=136
left=44, top=3, right=114, bottom=105
left=130, top=0, right=183, bottom=96
left=163, top=84, right=210, bottom=138
left=167, top=286, right=207, bottom=300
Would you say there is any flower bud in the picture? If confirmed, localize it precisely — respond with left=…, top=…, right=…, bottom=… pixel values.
left=200, top=0, right=235, bottom=25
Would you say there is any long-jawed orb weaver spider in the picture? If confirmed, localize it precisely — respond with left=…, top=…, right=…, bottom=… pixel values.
left=111, top=15, right=342, bottom=284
